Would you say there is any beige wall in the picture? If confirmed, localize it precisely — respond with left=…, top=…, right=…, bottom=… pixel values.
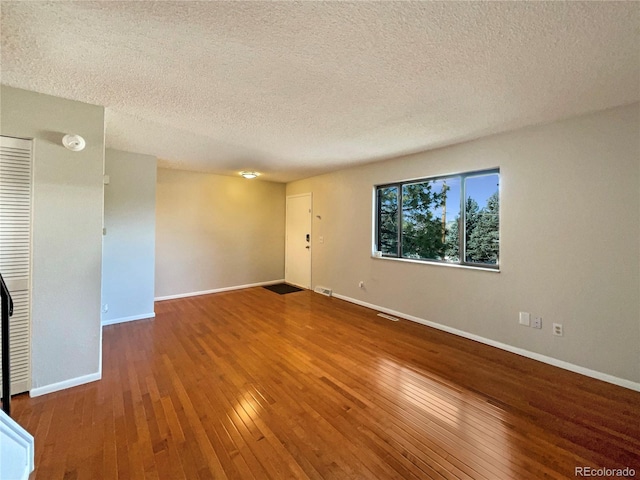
left=102, top=149, right=156, bottom=324
left=0, top=85, right=104, bottom=392
left=155, top=169, right=285, bottom=298
left=287, top=103, right=640, bottom=384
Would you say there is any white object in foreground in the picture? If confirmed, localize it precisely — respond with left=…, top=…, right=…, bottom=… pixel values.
left=0, top=409, right=34, bottom=480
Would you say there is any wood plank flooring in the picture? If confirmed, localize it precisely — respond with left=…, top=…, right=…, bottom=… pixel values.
left=11, top=288, right=640, bottom=479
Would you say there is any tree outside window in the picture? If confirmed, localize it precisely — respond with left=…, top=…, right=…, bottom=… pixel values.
left=375, top=169, right=499, bottom=269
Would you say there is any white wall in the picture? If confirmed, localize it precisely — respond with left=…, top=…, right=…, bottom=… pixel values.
left=101, top=149, right=156, bottom=325
left=0, top=85, right=104, bottom=393
left=155, top=169, right=285, bottom=298
left=287, top=103, right=640, bottom=385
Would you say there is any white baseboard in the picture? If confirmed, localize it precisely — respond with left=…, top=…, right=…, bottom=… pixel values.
left=30, top=371, right=102, bottom=398
left=154, top=279, right=285, bottom=301
left=332, top=293, right=640, bottom=393
left=101, top=312, right=155, bottom=326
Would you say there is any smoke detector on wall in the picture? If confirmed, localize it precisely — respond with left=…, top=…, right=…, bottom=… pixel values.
left=62, top=134, right=86, bottom=152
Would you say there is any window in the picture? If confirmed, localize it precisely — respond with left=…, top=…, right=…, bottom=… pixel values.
left=375, top=169, right=499, bottom=269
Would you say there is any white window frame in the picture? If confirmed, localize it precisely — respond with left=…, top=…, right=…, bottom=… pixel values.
left=373, top=168, right=500, bottom=270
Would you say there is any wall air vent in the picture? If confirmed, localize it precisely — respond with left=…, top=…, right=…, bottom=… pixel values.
left=313, top=286, right=333, bottom=297
left=377, top=313, right=400, bottom=322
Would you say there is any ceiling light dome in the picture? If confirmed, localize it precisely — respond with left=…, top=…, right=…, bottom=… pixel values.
left=62, top=134, right=86, bottom=152
left=240, top=171, right=259, bottom=179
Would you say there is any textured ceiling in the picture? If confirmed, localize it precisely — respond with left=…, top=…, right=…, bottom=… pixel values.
left=1, top=1, right=638, bottom=183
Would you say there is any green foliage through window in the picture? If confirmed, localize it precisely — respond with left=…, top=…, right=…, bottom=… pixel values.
left=377, top=186, right=398, bottom=255
left=375, top=170, right=499, bottom=268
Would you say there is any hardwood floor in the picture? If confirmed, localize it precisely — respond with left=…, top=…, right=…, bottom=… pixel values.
left=12, top=288, right=640, bottom=479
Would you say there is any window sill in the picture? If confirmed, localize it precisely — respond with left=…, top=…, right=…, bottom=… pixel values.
left=370, top=254, right=500, bottom=273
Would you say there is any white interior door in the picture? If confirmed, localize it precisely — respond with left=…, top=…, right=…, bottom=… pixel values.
left=285, top=193, right=311, bottom=289
left=0, top=136, right=32, bottom=395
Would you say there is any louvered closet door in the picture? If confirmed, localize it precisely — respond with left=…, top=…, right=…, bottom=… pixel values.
left=0, top=136, right=32, bottom=395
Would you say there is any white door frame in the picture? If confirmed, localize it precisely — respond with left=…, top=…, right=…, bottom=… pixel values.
left=285, top=193, right=312, bottom=289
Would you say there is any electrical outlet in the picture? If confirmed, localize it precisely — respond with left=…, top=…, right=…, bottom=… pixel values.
left=532, top=316, right=542, bottom=329
left=102, top=303, right=109, bottom=313
left=553, top=323, right=563, bottom=336
left=358, top=281, right=365, bottom=289
left=519, top=312, right=531, bottom=326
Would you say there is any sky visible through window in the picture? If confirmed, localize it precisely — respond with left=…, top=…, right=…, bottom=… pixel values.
left=427, top=173, right=499, bottom=223
left=377, top=169, right=500, bottom=266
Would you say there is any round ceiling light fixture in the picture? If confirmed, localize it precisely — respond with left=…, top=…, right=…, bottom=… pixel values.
left=62, top=134, right=86, bottom=152
left=240, top=171, right=259, bottom=179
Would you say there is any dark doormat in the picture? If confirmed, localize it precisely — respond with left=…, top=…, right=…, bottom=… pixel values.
left=263, top=283, right=304, bottom=295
